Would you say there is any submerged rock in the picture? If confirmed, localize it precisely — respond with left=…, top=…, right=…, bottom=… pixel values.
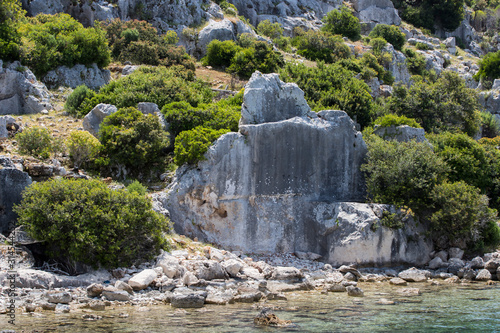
left=254, top=308, right=295, bottom=327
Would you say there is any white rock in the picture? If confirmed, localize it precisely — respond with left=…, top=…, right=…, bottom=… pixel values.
left=43, top=63, right=110, bottom=90
left=128, top=269, right=157, bottom=291
left=82, top=103, right=117, bottom=137
left=475, top=269, right=492, bottom=281
left=222, top=259, right=243, bottom=277
left=449, top=248, right=464, bottom=260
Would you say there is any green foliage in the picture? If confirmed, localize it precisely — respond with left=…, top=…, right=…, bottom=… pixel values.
left=202, top=40, right=241, bottom=67
left=273, top=36, right=291, bottom=52
left=16, top=126, right=63, bottom=159
left=404, top=48, right=427, bottom=76
left=291, top=30, right=351, bottom=63
left=219, top=1, right=238, bottom=15
left=65, top=85, right=96, bottom=117
left=279, top=62, right=373, bottom=128
left=322, top=6, right=361, bottom=41
left=474, top=50, right=500, bottom=82
left=415, top=42, right=431, bottom=50
left=18, top=13, right=110, bottom=77
left=257, top=20, right=284, bottom=39
left=98, top=107, right=169, bottom=178
left=126, top=180, right=147, bottom=196
left=360, top=52, right=394, bottom=84
left=388, top=71, right=481, bottom=136
left=430, top=181, right=498, bottom=249
left=66, top=130, right=101, bottom=169
left=361, top=134, right=449, bottom=211
left=374, top=114, right=422, bottom=128
left=480, top=111, right=500, bottom=138
left=14, top=178, right=169, bottom=269
left=104, top=19, right=193, bottom=70
left=78, top=66, right=213, bottom=116
left=398, top=0, right=464, bottom=33
left=0, top=0, right=24, bottom=61
left=369, top=37, right=387, bottom=55
left=369, top=24, right=406, bottom=51
left=174, top=126, right=230, bottom=165
left=162, top=97, right=240, bottom=137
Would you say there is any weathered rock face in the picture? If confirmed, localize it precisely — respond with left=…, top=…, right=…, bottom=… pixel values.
left=0, top=156, right=32, bottom=235
left=43, top=63, right=110, bottom=90
left=0, top=62, right=53, bottom=115
left=352, top=0, right=401, bottom=26
left=160, top=72, right=432, bottom=266
left=82, top=103, right=117, bottom=137
left=480, top=86, right=500, bottom=118
left=382, top=44, right=411, bottom=85
left=434, top=9, right=476, bottom=49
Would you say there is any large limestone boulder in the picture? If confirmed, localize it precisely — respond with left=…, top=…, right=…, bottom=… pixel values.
left=374, top=125, right=427, bottom=143
left=382, top=44, right=411, bottom=85
left=82, top=103, right=117, bottom=137
left=0, top=62, right=53, bottom=115
left=0, top=156, right=32, bottom=235
left=241, top=72, right=310, bottom=125
left=128, top=269, right=157, bottom=290
left=352, top=0, right=401, bottom=26
left=197, top=19, right=236, bottom=56
left=43, top=63, right=110, bottom=90
left=158, top=73, right=433, bottom=266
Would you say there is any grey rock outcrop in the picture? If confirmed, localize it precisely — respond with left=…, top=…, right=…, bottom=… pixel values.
left=480, top=87, right=500, bottom=118
left=0, top=156, right=32, bottom=235
left=159, top=72, right=433, bottom=267
left=434, top=9, right=476, bottom=49
left=0, top=268, right=111, bottom=288
left=352, top=0, right=401, bottom=26
left=382, top=44, right=411, bottom=85
left=374, top=125, right=427, bottom=143
left=0, top=116, right=16, bottom=139
left=240, top=72, right=310, bottom=125
left=137, top=102, right=168, bottom=130
left=0, top=62, right=52, bottom=115
left=43, top=63, right=110, bottom=90
left=82, top=103, right=117, bottom=137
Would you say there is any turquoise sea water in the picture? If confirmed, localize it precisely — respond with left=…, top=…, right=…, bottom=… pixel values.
left=2, top=283, right=499, bottom=332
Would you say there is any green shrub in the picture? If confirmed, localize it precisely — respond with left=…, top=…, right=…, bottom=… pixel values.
left=398, top=0, right=464, bottom=33
left=65, top=85, right=96, bottom=117
left=273, top=36, right=291, bottom=52
left=16, top=126, right=62, bottom=159
left=126, top=180, right=147, bottom=196
left=18, top=13, right=110, bottom=77
left=257, top=20, right=284, bottom=39
left=369, top=37, right=387, bottom=55
left=105, top=19, right=194, bottom=70
left=227, top=41, right=284, bottom=78
left=14, top=178, right=169, bottom=269
left=219, top=1, right=238, bottom=15
left=162, top=98, right=240, bottom=137
left=238, top=33, right=257, bottom=48
left=66, top=130, right=101, bottom=169
left=368, top=24, right=406, bottom=51
left=404, top=48, right=426, bottom=76
left=388, top=71, right=481, bottom=136
left=98, top=107, right=170, bottom=178
left=292, top=30, right=351, bottom=63
left=202, top=40, right=241, bottom=67
left=78, top=66, right=213, bottom=116
left=480, top=111, right=500, bottom=138
left=430, top=181, right=498, bottom=249
left=361, top=134, right=449, bottom=211
left=0, top=0, right=24, bottom=61
left=360, top=52, right=393, bottom=84
left=415, top=42, right=431, bottom=50
left=322, top=6, right=361, bottom=41
left=279, top=62, right=373, bottom=128
left=174, top=126, right=230, bottom=165
left=374, top=114, right=422, bottom=128
left=474, top=50, right=500, bottom=82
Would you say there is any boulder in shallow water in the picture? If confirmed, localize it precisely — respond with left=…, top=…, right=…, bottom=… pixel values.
left=475, top=269, right=492, bottom=281
left=398, top=267, right=430, bottom=282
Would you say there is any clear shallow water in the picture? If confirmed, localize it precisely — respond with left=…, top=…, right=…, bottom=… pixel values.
left=3, top=283, right=500, bottom=332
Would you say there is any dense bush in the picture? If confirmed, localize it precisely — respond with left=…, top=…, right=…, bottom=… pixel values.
left=291, top=30, right=351, bottom=63
left=14, top=178, right=169, bottom=269
left=0, top=0, right=23, bottom=61
left=368, top=24, right=406, bottom=51
left=202, top=40, right=241, bottom=67
left=126, top=180, right=147, bottom=196
left=430, top=181, right=499, bottom=249
left=98, top=107, right=169, bottom=178
left=474, top=50, right=500, bottom=82
left=174, top=126, right=230, bottom=165
left=16, top=126, right=64, bottom=159
left=279, top=62, right=373, bottom=127
left=388, top=71, right=481, bottom=136
left=162, top=97, right=241, bottom=137
left=18, top=13, right=110, bottom=77
left=78, top=66, right=213, bottom=116
left=396, top=0, right=464, bottom=32
left=361, top=134, right=449, bottom=211
left=104, top=19, right=194, bottom=70
left=257, top=20, right=284, bottom=39
left=374, top=114, right=422, bottom=128
left=66, top=130, right=101, bottom=169
left=322, top=6, right=361, bottom=41
left=360, top=52, right=394, bottom=84
left=65, top=85, right=96, bottom=117
left=480, top=111, right=500, bottom=138
left=403, top=48, right=427, bottom=76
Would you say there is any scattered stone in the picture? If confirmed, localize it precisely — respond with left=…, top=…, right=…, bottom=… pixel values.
left=89, top=300, right=105, bottom=311
left=55, top=304, right=70, bottom=313
left=82, top=314, right=102, bottom=321
left=448, top=248, right=464, bottom=260
left=434, top=250, right=448, bottom=262
left=170, top=293, right=205, bottom=308
left=40, top=302, right=56, bottom=311
left=346, top=286, right=364, bottom=297
left=475, top=269, right=492, bottom=281
left=398, top=288, right=420, bottom=296
left=326, top=283, right=346, bottom=292
left=270, top=267, right=304, bottom=282
left=43, top=63, right=110, bottom=90
left=87, top=283, right=104, bottom=298
left=115, top=281, right=133, bottom=295
left=398, top=268, right=430, bottom=282
left=254, top=308, right=295, bottom=327
left=444, top=276, right=460, bottom=284
left=128, top=269, right=157, bottom=291
left=46, top=291, right=72, bottom=304
left=374, top=125, right=427, bottom=143
left=222, top=259, right=243, bottom=277
left=485, top=259, right=500, bottom=274
left=376, top=298, right=396, bottom=305
left=102, top=287, right=130, bottom=302
left=389, top=277, right=408, bottom=286
left=470, top=256, right=485, bottom=269
left=428, top=257, right=446, bottom=269
left=460, top=268, right=476, bottom=280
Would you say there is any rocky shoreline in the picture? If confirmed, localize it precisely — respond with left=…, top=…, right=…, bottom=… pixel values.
left=1, top=243, right=499, bottom=319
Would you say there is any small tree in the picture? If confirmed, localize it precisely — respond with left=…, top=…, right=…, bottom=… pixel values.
left=66, top=130, right=101, bottom=168
left=322, top=6, right=361, bottom=41
left=369, top=24, right=406, bottom=51
left=174, top=126, right=230, bottom=165
left=257, top=20, right=284, bottom=39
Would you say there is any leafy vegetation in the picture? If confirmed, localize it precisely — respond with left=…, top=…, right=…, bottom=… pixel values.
left=65, top=85, right=96, bottom=117
left=14, top=178, right=169, bottom=269
left=322, top=6, right=361, bottom=41
left=291, top=30, right=351, bottom=63
left=368, top=24, right=405, bottom=51
left=474, top=50, right=500, bottom=82
left=374, top=114, right=422, bottom=128
left=16, top=126, right=64, bottom=159
left=174, top=126, right=230, bottom=165
left=257, top=20, right=284, bottom=39
left=18, top=13, right=110, bottom=77
left=0, top=0, right=24, bottom=61
left=66, top=130, right=101, bottom=169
